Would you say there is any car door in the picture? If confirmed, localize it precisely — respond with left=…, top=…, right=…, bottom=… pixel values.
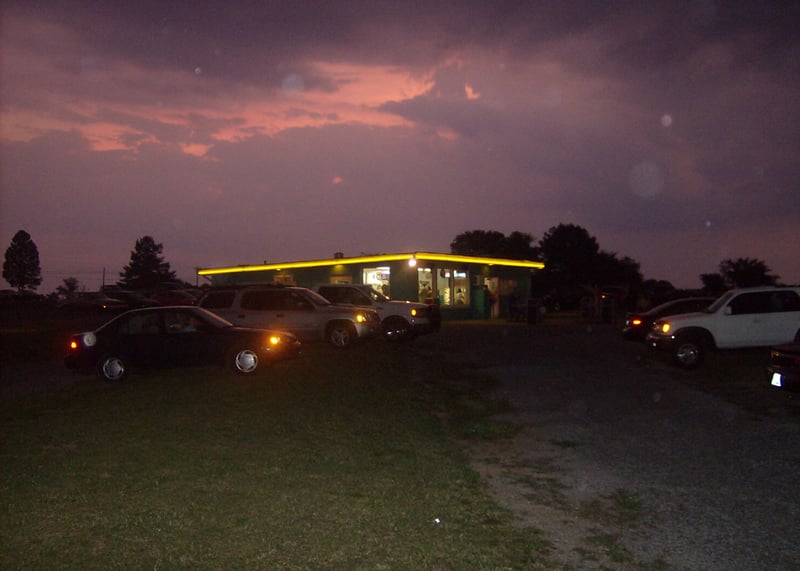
left=158, top=309, right=210, bottom=367
left=716, top=292, right=772, bottom=348
left=274, top=290, right=320, bottom=340
left=763, top=290, right=800, bottom=345
left=114, top=310, right=168, bottom=367
left=236, top=289, right=283, bottom=329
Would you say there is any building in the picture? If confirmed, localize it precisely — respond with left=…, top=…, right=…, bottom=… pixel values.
left=197, top=251, right=544, bottom=320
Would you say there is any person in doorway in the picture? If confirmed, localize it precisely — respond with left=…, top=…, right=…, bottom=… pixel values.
left=507, top=291, right=518, bottom=321
left=483, top=285, right=493, bottom=318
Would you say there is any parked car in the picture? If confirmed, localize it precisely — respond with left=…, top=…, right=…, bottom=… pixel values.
left=64, top=306, right=301, bottom=381
left=57, top=292, right=128, bottom=313
left=198, top=284, right=381, bottom=348
left=149, top=289, right=197, bottom=306
left=313, top=283, right=440, bottom=341
left=768, top=342, right=800, bottom=392
left=622, top=297, right=714, bottom=340
left=103, top=289, right=160, bottom=309
left=646, top=286, right=800, bottom=368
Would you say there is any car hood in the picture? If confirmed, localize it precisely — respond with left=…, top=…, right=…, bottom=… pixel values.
left=322, top=304, right=377, bottom=317
left=657, top=311, right=708, bottom=323
left=386, top=299, right=428, bottom=310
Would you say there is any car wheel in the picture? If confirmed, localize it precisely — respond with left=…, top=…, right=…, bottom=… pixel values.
left=383, top=317, right=411, bottom=342
left=327, top=322, right=356, bottom=348
left=673, top=337, right=704, bottom=369
left=232, top=348, right=259, bottom=375
left=99, top=354, right=128, bottom=382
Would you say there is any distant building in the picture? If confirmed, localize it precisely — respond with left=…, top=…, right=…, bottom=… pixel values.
left=197, top=251, right=544, bottom=320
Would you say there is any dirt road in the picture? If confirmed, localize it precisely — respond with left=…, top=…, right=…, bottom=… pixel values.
left=413, top=321, right=800, bottom=570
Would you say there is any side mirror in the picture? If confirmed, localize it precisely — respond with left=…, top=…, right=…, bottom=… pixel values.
left=723, top=306, right=732, bottom=316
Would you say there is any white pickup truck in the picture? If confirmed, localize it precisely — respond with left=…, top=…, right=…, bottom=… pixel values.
left=314, top=284, right=440, bottom=341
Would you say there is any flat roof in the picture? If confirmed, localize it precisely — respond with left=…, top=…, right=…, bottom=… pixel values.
left=197, top=251, right=544, bottom=276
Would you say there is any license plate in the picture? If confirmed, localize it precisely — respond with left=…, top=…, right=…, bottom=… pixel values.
left=771, top=372, right=783, bottom=387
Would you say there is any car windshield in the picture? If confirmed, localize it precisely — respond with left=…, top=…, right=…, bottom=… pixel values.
left=192, top=307, right=236, bottom=328
left=706, top=291, right=735, bottom=313
left=367, top=288, right=390, bottom=302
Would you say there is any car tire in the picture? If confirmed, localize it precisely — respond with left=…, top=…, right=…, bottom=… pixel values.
left=99, top=354, right=128, bottom=382
left=327, top=321, right=356, bottom=348
left=232, top=348, right=259, bottom=375
left=383, top=317, right=411, bottom=342
left=673, top=336, right=705, bottom=369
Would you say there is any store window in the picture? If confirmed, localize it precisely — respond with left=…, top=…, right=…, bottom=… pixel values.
left=418, top=267, right=469, bottom=306
left=363, top=267, right=390, bottom=296
left=418, top=268, right=434, bottom=303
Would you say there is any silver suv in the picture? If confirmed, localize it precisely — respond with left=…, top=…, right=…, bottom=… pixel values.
left=314, top=284, right=440, bottom=341
left=646, top=286, right=800, bottom=368
left=198, top=285, right=381, bottom=348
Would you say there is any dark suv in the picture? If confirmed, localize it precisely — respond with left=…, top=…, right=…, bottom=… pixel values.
left=198, top=285, right=381, bottom=348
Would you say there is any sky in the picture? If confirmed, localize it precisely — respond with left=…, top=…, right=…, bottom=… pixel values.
left=2, top=0, right=799, bottom=293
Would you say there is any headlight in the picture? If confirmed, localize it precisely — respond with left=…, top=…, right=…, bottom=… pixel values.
left=82, top=332, right=97, bottom=347
left=411, top=308, right=418, bottom=317
left=268, top=335, right=282, bottom=346
left=356, top=313, right=366, bottom=323
left=631, top=318, right=642, bottom=326
left=660, top=323, right=671, bottom=334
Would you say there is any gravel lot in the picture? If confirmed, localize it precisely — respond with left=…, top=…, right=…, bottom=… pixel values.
left=413, top=321, right=800, bottom=571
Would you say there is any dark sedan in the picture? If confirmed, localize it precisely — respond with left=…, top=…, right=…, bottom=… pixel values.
left=65, top=306, right=302, bottom=381
left=623, top=297, right=715, bottom=340
left=768, top=342, right=800, bottom=392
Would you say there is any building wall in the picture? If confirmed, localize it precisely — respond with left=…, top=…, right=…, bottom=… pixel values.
left=206, top=262, right=534, bottom=321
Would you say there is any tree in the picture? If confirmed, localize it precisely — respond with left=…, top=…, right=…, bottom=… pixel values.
left=450, top=230, right=538, bottom=259
left=119, top=236, right=176, bottom=290
left=56, top=277, right=81, bottom=299
left=3, top=230, right=42, bottom=292
left=718, top=257, right=778, bottom=288
left=538, top=223, right=599, bottom=284
left=700, top=272, right=726, bottom=294
left=594, top=251, right=643, bottom=287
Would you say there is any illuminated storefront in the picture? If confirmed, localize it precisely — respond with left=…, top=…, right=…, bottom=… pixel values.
left=197, top=252, right=544, bottom=320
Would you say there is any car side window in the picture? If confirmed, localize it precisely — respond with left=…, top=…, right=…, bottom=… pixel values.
left=164, top=311, right=199, bottom=333
left=241, top=290, right=281, bottom=311
left=319, top=287, right=345, bottom=304
left=284, top=291, right=313, bottom=310
left=728, top=292, right=771, bottom=315
left=201, top=291, right=235, bottom=309
left=768, top=291, right=800, bottom=312
left=123, top=313, right=161, bottom=335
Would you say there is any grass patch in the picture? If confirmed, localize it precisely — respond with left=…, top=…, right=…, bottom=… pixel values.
left=549, top=439, right=582, bottom=449
left=585, top=532, right=634, bottom=564
left=448, top=393, right=519, bottom=440
left=1, top=341, right=554, bottom=569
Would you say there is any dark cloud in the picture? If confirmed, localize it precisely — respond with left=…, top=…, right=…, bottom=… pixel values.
left=2, top=0, right=799, bottom=291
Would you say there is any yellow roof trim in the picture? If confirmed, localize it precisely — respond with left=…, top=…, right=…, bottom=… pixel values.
left=197, top=252, right=543, bottom=276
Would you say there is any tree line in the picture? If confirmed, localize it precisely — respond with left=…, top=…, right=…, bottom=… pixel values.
left=2, top=226, right=783, bottom=302
left=2, top=232, right=177, bottom=297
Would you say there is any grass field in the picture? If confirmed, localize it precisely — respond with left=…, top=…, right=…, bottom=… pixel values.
left=0, top=313, right=554, bottom=570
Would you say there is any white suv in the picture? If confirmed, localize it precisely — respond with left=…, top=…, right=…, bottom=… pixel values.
left=198, top=285, right=381, bottom=348
left=314, top=284, right=440, bottom=341
left=646, top=286, right=800, bottom=368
